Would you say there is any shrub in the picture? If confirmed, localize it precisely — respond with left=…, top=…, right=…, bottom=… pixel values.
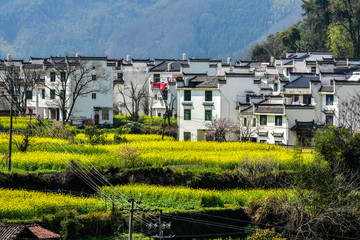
left=60, top=217, right=83, bottom=240
left=200, top=195, right=224, bottom=208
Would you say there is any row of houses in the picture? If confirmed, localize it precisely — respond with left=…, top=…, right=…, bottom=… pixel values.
left=1, top=52, right=360, bottom=145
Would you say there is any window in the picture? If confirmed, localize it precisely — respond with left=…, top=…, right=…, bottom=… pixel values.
left=326, top=115, right=333, bottom=125
left=246, top=95, right=251, bottom=103
left=50, top=72, right=55, bottom=82
left=25, top=90, right=33, bottom=100
left=184, top=132, right=191, bottom=141
left=275, top=116, right=282, bottom=126
left=50, top=90, right=55, bottom=99
left=253, top=118, right=256, bottom=127
left=244, top=118, right=247, bottom=126
left=260, top=140, right=267, bottom=143
left=304, top=95, right=311, bottom=105
left=92, top=75, right=97, bottom=80
left=326, top=95, right=334, bottom=105
left=184, top=90, right=191, bottom=101
left=260, top=115, right=267, bottom=126
left=294, top=95, right=299, bottom=103
left=50, top=109, right=56, bottom=119
left=274, top=83, right=278, bottom=91
left=92, top=93, right=96, bottom=99
left=311, top=66, right=316, bottom=74
left=205, top=110, right=212, bottom=121
left=154, top=94, right=158, bottom=100
left=286, top=67, right=293, bottom=76
left=102, top=109, right=109, bottom=120
left=205, top=91, right=212, bottom=101
left=162, top=91, right=168, bottom=101
left=117, top=73, right=123, bottom=79
left=158, top=113, right=161, bottom=117
left=60, top=90, right=65, bottom=100
left=184, top=109, right=191, bottom=120
left=60, top=72, right=66, bottom=81
left=154, top=74, right=160, bottom=83
left=275, top=141, right=283, bottom=145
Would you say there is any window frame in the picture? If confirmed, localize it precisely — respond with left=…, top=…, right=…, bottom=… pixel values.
left=92, top=93, right=97, bottom=99
left=205, top=110, right=212, bottom=121
left=50, top=89, right=55, bottom=100
left=50, top=72, right=56, bottom=82
left=326, top=95, right=334, bottom=105
left=184, top=109, right=191, bottom=120
left=25, top=90, right=33, bottom=100
left=275, top=116, right=282, bottom=126
left=41, top=89, right=45, bottom=99
left=154, top=74, right=160, bottom=83
left=184, top=132, right=191, bottom=141
left=102, top=109, right=109, bottom=121
left=184, top=90, right=191, bottom=101
left=205, top=90, right=212, bottom=102
left=260, top=115, right=267, bottom=126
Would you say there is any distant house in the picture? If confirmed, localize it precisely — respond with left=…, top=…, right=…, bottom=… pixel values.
left=0, top=222, right=60, bottom=240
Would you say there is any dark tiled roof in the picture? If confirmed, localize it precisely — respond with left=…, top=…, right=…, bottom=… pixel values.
left=255, top=105, right=284, bottom=114
left=284, top=75, right=319, bottom=88
left=290, top=121, right=317, bottom=131
left=283, top=60, right=293, bottom=65
left=319, top=85, right=334, bottom=92
left=149, top=60, right=186, bottom=72
left=0, top=224, right=25, bottom=240
left=180, top=76, right=222, bottom=88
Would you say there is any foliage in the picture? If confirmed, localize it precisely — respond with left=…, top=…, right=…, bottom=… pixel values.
left=245, top=228, right=285, bottom=240
left=117, top=145, right=141, bottom=169
left=84, top=125, right=106, bottom=145
left=0, top=188, right=103, bottom=220
left=314, top=126, right=360, bottom=170
left=0, top=133, right=314, bottom=172
left=61, top=215, right=83, bottom=240
left=251, top=0, right=360, bottom=58
left=101, top=184, right=288, bottom=211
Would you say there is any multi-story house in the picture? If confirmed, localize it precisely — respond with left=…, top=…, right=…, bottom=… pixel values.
left=177, top=75, right=224, bottom=141
left=0, top=54, right=115, bottom=125
left=111, top=56, right=154, bottom=116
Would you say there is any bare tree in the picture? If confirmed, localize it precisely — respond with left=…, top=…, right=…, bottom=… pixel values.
left=205, top=117, right=237, bottom=142
left=46, top=58, right=110, bottom=123
left=117, top=81, right=148, bottom=121
left=161, top=89, right=176, bottom=140
left=0, top=64, right=42, bottom=116
left=338, top=92, right=360, bottom=132
left=238, top=115, right=259, bottom=141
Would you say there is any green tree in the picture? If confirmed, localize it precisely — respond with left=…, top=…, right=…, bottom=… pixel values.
left=282, top=26, right=301, bottom=51
left=251, top=43, right=270, bottom=62
left=329, top=0, right=360, bottom=57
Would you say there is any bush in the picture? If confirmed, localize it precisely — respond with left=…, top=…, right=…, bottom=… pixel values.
left=61, top=217, right=83, bottom=240
left=84, top=126, right=106, bottom=145
left=246, top=228, right=285, bottom=240
left=200, top=195, right=224, bottom=208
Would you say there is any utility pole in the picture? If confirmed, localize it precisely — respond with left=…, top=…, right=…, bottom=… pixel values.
left=8, top=64, right=14, bottom=172
left=159, top=209, right=164, bottom=240
left=129, top=198, right=134, bottom=240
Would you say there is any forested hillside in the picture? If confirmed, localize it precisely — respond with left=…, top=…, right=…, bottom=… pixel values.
left=251, top=0, right=360, bottom=61
left=0, top=0, right=302, bottom=60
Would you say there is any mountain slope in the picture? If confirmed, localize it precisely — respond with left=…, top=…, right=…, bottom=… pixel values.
left=0, top=0, right=302, bottom=60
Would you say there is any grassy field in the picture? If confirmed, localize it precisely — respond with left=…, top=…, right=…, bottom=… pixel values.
left=0, top=188, right=104, bottom=220
left=0, top=133, right=314, bottom=172
left=102, top=184, right=290, bottom=211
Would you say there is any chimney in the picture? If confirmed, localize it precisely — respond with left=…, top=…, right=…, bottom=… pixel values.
left=7, top=54, right=11, bottom=62
left=75, top=53, right=81, bottom=57
left=184, top=77, right=190, bottom=87
left=227, top=57, right=231, bottom=65
left=167, top=62, right=172, bottom=71
left=182, top=53, right=187, bottom=60
left=126, top=55, right=131, bottom=62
